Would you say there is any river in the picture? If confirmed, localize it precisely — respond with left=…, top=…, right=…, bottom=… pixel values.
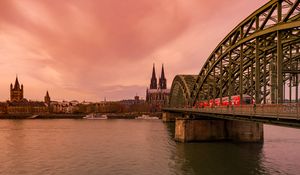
left=0, top=119, right=299, bottom=175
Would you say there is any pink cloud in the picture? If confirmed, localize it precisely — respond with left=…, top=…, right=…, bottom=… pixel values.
left=0, top=0, right=266, bottom=101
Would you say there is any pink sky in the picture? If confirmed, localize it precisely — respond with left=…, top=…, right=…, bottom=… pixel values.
left=0, top=0, right=266, bottom=101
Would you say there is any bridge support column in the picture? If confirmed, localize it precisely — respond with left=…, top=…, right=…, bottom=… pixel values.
left=162, top=112, right=178, bottom=122
left=227, top=120, right=263, bottom=142
left=175, top=118, right=226, bottom=142
left=175, top=118, right=263, bottom=143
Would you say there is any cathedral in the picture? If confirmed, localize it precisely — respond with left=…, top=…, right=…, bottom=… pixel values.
left=146, top=64, right=170, bottom=111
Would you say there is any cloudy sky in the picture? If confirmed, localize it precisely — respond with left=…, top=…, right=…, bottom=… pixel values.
left=0, top=0, right=266, bottom=101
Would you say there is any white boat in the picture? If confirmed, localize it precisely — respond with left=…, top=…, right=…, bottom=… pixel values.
left=135, top=114, right=159, bottom=120
left=83, top=113, right=108, bottom=120
left=28, top=115, right=39, bottom=119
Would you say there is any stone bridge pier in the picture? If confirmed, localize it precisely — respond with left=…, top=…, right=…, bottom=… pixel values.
left=162, top=112, right=180, bottom=122
left=174, top=115, right=263, bottom=143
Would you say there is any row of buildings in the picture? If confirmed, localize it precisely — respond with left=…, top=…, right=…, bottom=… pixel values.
left=0, top=64, right=170, bottom=115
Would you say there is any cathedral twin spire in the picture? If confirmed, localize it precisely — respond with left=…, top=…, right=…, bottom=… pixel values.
left=150, top=64, right=157, bottom=89
left=159, top=64, right=167, bottom=89
left=150, top=64, right=167, bottom=89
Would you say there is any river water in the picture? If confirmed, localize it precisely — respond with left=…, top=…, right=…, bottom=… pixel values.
left=0, top=119, right=299, bottom=175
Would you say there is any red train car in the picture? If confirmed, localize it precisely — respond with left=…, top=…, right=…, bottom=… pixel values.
left=194, top=94, right=252, bottom=108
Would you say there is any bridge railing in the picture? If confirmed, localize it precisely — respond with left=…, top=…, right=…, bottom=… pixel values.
left=190, top=104, right=300, bottom=120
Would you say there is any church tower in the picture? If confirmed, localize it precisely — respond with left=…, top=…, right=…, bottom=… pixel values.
left=44, top=91, right=51, bottom=106
left=150, top=64, right=157, bottom=89
left=146, top=64, right=170, bottom=111
left=10, top=76, right=24, bottom=102
left=159, top=64, right=167, bottom=89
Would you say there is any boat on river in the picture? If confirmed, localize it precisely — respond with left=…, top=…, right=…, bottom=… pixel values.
left=135, top=115, right=159, bottom=120
left=83, top=113, right=108, bottom=120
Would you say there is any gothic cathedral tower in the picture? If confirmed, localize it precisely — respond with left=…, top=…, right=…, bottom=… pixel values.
left=10, top=76, right=24, bottom=102
left=150, top=64, right=157, bottom=89
left=159, top=64, right=167, bottom=89
left=146, top=64, right=170, bottom=111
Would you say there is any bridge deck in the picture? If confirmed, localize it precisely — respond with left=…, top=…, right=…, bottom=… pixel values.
left=163, top=104, right=300, bottom=128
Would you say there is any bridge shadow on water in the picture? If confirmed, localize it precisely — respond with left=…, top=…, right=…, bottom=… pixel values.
left=164, top=123, right=268, bottom=175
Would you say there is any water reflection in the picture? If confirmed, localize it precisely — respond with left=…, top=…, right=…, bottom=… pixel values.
left=164, top=122, right=175, bottom=139
left=1, top=120, right=28, bottom=174
left=0, top=120, right=300, bottom=175
left=164, top=122, right=300, bottom=175
left=178, top=143, right=266, bottom=175
left=164, top=122, right=267, bottom=175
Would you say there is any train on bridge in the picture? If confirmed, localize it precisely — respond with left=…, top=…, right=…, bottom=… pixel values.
left=194, top=95, right=253, bottom=108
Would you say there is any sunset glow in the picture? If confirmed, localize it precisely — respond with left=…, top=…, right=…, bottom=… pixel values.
left=0, top=0, right=265, bottom=101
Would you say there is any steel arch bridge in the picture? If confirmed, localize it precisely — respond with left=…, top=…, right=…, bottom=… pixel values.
left=169, top=0, right=300, bottom=108
left=169, top=75, right=198, bottom=107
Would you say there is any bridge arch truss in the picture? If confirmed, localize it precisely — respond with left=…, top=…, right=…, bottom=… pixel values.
left=183, top=0, right=300, bottom=106
left=169, top=75, right=197, bottom=107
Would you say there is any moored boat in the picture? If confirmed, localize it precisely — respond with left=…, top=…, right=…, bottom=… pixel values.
left=135, top=114, right=159, bottom=120
left=83, top=113, right=108, bottom=120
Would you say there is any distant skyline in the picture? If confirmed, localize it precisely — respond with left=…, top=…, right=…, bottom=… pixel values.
left=0, top=0, right=265, bottom=101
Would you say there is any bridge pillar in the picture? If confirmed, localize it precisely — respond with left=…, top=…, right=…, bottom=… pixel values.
left=227, top=121, right=263, bottom=142
left=175, top=118, right=263, bottom=143
left=162, top=112, right=178, bottom=122
left=175, top=118, right=226, bottom=142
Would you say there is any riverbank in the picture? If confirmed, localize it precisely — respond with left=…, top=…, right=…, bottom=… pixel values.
left=0, top=112, right=162, bottom=119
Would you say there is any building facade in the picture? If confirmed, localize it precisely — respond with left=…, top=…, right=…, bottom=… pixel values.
left=7, top=100, right=48, bottom=114
left=146, top=64, right=170, bottom=111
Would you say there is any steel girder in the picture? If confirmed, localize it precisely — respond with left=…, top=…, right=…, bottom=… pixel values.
left=189, top=0, right=300, bottom=106
left=169, top=75, right=197, bottom=107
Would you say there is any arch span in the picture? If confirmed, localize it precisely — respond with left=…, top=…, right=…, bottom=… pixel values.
left=169, top=75, right=197, bottom=107
left=173, top=0, right=300, bottom=107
